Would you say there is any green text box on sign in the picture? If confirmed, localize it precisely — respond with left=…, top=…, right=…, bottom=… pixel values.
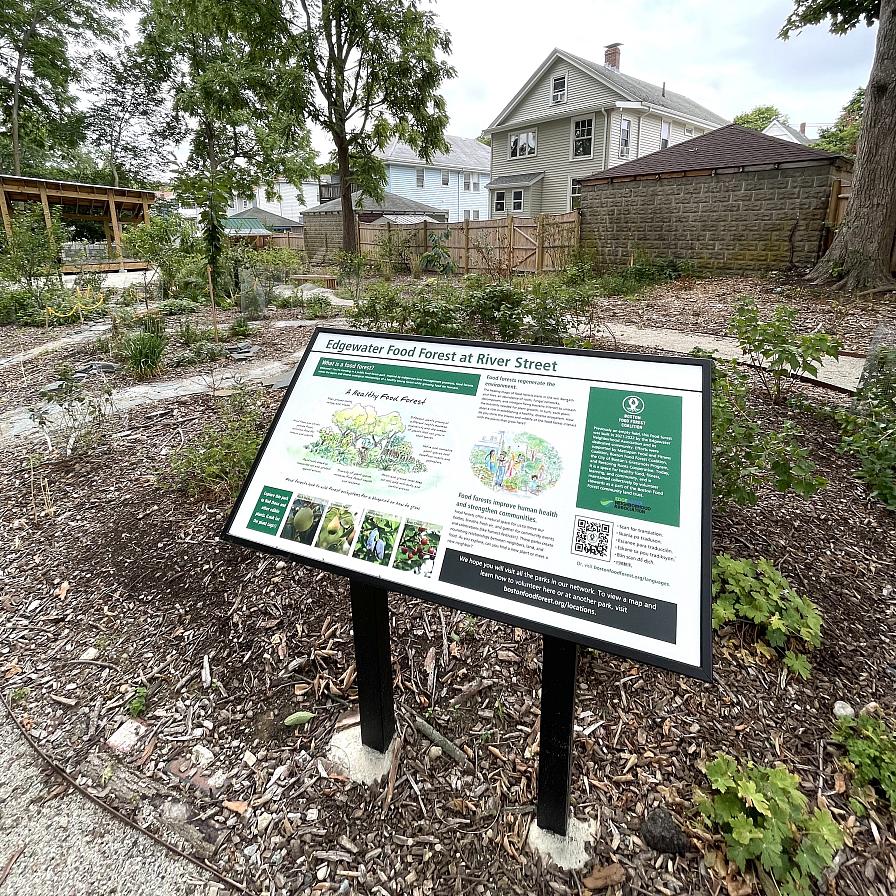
left=314, top=357, right=480, bottom=395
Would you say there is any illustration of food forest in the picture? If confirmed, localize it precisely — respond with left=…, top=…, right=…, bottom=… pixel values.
left=306, top=404, right=426, bottom=473
left=469, top=431, right=561, bottom=495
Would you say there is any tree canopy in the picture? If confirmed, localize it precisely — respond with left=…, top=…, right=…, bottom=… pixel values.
left=816, top=87, right=865, bottom=155
left=733, top=105, right=787, bottom=131
left=295, top=0, right=455, bottom=251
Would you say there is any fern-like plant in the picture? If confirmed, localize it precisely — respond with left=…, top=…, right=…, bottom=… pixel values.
left=700, top=753, right=843, bottom=896
left=834, top=714, right=896, bottom=809
left=712, top=554, right=821, bottom=679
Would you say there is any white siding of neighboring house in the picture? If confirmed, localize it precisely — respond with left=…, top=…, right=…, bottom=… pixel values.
left=386, top=163, right=490, bottom=223
left=503, top=61, right=620, bottom=128
left=228, top=180, right=320, bottom=219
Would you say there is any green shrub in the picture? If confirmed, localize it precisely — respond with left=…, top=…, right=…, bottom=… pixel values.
left=128, top=686, right=149, bottom=717
left=171, top=388, right=265, bottom=499
left=598, top=254, right=695, bottom=296
left=174, top=341, right=227, bottom=367
left=159, top=298, right=201, bottom=315
left=836, top=347, right=896, bottom=510
left=834, top=714, right=896, bottom=809
left=178, top=320, right=214, bottom=346
left=228, top=315, right=251, bottom=338
left=304, top=293, right=332, bottom=319
left=704, top=354, right=825, bottom=506
left=712, top=554, right=821, bottom=678
left=731, top=299, right=842, bottom=403
left=119, top=331, right=166, bottom=379
left=699, top=753, right=842, bottom=896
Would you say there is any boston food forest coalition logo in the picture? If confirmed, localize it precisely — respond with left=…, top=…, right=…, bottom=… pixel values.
left=623, top=395, right=645, bottom=415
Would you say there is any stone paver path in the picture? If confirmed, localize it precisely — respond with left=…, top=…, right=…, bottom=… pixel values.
left=609, top=323, right=863, bottom=391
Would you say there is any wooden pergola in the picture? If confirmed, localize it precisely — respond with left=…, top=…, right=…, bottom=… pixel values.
left=0, top=174, right=157, bottom=272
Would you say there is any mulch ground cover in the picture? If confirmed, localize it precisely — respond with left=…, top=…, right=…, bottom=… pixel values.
left=599, top=272, right=894, bottom=355
left=1, top=338, right=894, bottom=896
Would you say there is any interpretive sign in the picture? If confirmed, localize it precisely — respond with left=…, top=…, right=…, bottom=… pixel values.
left=224, top=328, right=712, bottom=680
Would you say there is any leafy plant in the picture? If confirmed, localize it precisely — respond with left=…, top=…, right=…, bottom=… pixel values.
left=119, top=331, right=167, bottom=379
left=228, top=315, right=251, bottom=338
left=712, top=554, right=821, bottom=678
left=352, top=513, right=401, bottom=565
left=834, top=713, right=896, bottom=808
left=419, top=230, right=455, bottom=275
left=313, top=506, right=357, bottom=554
left=703, top=354, right=825, bottom=506
left=836, top=347, right=896, bottom=509
left=128, top=686, right=149, bottom=717
left=173, top=341, right=227, bottom=367
left=597, top=253, right=694, bottom=296
left=731, top=299, right=842, bottom=403
left=699, top=753, right=842, bottom=896
left=178, top=320, right=214, bottom=347
left=159, top=298, right=201, bottom=315
left=29, top=365, right=115, bottom=455
left=171, top=388, right=265, bottom=499
left=394, top=521, right=440, bottom=576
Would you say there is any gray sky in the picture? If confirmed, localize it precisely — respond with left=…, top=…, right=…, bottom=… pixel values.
left=434, top=0, right=875, bottom=139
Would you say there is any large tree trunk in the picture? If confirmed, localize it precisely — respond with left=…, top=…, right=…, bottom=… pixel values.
left=12, top=49, right=25, bottom=176
left=810, top=0, right=896, bottom=292
left=335, top=139, right=356, bottom=253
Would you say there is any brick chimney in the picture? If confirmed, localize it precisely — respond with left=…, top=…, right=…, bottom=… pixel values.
left=604, top=42, right=622, bottom=71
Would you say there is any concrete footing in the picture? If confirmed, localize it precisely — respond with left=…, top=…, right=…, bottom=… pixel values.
left=527, top=815, right=595, bottom=870
left=326, top=714, right=395, bottom=785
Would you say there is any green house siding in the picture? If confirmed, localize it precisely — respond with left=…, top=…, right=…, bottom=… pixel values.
left=491, top=115, right=608, bottom=215
left=503, top=61, right=620, bottom=128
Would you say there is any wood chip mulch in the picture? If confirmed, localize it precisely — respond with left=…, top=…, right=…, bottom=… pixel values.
left=0, top=345, right=894, bottom=896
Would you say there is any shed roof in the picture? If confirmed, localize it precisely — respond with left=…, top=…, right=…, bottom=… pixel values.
left=581, top=124, right=842, bottom=184
left=229, top=206, right=302, bottom=228
left=487, top=172, right=545, bottom=190
left=223, top=216, right=272, bottom=236
left=371, top=213, right=443, bottom=225
left=303, top=190, right=443, bottom=216
left=376, top=135, right=491, bottom=172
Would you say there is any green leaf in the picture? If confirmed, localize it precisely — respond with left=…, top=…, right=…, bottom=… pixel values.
left=283, top=710, right=316, bottom=726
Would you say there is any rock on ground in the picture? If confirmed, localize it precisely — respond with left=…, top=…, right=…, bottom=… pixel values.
left=0, top=709, right=220, bottom=896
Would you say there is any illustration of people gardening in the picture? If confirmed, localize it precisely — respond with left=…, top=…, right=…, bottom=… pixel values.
left=469, top=432, right=561, bottom=495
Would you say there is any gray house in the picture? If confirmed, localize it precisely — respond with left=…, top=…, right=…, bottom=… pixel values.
left=484, top=45, right=727, bottom=217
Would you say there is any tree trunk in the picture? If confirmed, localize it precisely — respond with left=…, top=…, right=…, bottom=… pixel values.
left=336, top=139, right=356, bottom=253
left=12, top=49, right=25, bottom=176
left=810, top=0, right=896, bottom=292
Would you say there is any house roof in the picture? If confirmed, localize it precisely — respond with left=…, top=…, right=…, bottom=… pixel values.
left=487, top=172, right=545, bottom=190
left=488, top=48, right=727, bottom=131
left=580, top=124, right=842, bottom=183
left=303, top=190, right=444, bottom=216
left=229, top=206, right=303, bottom=228
left=376, top=134, right=491, bottom=172
left=762, top=118, right=812, bottom=146
left=223, top=216, right=273, bottom=236
left=371, top=213, right=443, bottom=225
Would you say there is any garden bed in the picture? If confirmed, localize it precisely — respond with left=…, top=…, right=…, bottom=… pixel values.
left=0, top=344, right=893, bottom=896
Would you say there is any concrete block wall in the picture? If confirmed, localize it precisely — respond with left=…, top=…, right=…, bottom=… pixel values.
left=304, top=213, right=345, bottom=265
left=580, top=164, right=841, bottom=271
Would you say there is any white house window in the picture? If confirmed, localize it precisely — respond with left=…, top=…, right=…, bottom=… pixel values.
left=573, top=117, right=593, bottom=158
left=464, top=210, right=471, bottom=220
left=441, top=169, right=449, bottom=186
left=551, top=74, right=567, bottom=104
left=620, top=118, right=631, bottom=158
left=463, top=171, right=471, bottom=191
left=512, top=190, right=523, bottom=212
left=661, top=120, right=671, bottom=149
left=472, top=210, right=479, bottom=220
left=494, top=191, right=506, bottom=213
left=570, top=179, right=582, bottom=210
left=509, top=130, right=536, bottom=158
left=684, top=126, right=694, bottom=137
left=472, top=172, right=480, bottom=191
left=416, top=168, right=424, bottom=187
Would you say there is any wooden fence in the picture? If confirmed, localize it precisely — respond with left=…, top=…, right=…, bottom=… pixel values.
left=267, top=231, right=305, bottom=252
left=825, top=178, right=896, bottom=272
left=358, top=211, right=579, bottom=275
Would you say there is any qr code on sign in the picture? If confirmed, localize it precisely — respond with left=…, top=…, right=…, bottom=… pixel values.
left=571, top=516, right=613, bottom=561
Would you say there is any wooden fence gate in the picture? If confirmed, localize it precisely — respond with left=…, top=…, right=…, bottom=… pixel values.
left=358, top=211, right=579, bottom=275
left=825, top=179, right=896, bottom=273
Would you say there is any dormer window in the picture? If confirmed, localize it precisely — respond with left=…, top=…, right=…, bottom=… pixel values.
left=551, top=75, right=567, bottom=104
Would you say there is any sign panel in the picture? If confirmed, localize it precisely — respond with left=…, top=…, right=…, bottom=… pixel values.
left=223, top=328, right=713, bottom=680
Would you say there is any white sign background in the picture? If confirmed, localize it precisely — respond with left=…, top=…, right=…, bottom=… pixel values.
left=224, top=328, right=712, bottom=680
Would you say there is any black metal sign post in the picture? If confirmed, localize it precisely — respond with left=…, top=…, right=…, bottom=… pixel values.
left=536, top=635, right=579, bottom=837
left=349, top=579, right=395, bottom=753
